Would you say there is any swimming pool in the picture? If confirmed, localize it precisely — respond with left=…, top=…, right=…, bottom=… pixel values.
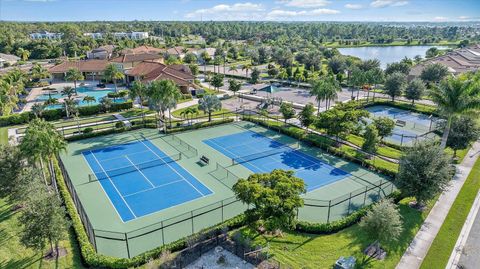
left=37, top=86, right=126, bottom=108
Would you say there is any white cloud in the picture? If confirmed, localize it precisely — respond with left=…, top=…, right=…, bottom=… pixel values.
left=278, top=0, right=331, bottom=8
left=458, top=16, right=469, bottom=20
left=344, top=3, right=363, bottom=10
left=266, top=8, right=339, bottom=19
left=433, top=16, right=448, bottom=21
left=185, top=2, right=264, bottom=18
left=370, top=0, right=408, bottom=8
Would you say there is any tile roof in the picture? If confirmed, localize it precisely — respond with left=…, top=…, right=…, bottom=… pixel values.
left=0, top=53, right=20, bottom=62
left=126, top=60, right=194, bottom=86
left=49, top=59, right=109, bottom=73
left=120, top=45, right=165, bottom=55
left=110, top=53, right=162, bottom=63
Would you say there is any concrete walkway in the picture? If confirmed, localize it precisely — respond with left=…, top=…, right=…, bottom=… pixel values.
left=396, top=141, right=480, bottom=269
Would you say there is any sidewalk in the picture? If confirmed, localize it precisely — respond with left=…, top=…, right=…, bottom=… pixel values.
left=396, top=141, right=480, bottom=269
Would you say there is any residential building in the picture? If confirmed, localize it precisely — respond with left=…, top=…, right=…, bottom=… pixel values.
left=84, top=32, right=104, bottom=39
left=48, top=59, right=108, bottom=80
left=0, top=53, right=20, bottom=67
left=110, top=53, right=163, bottom=71
left=120, top=45, right=165, bottom=55
left=112, top=32, right=149, bottom=40
left=86, top=45, right=115, bottom=60
left=409, top=44, right=480, bottom=79
left=126, top=60, right=197, bottom=93
left=30, top=31, right=63, bottom=39
left=166, top=46, right=187, bottom=59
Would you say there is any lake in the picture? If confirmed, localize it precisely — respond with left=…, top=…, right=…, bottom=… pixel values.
left=338, top=45, right=449, bottom=69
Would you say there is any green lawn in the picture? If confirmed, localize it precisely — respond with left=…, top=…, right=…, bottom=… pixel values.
left=172, top=104, right=233, bottom=119
left=0, top=126, right=8, bottom=145
left=0, top=198, right=84, bottom=269
left=420, top=156, right=480, bottom=269
left=238, top=197, right=434, bottom=269
left=347, top=134, right=403, bottom=159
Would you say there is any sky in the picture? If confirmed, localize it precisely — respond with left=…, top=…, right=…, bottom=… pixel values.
left=0, top=0, right=479, bottom=22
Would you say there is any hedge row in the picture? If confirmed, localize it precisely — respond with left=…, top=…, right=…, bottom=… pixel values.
left=53, top=158, right=247, bottom=268
left=0, top=101, right=133, bottom=127
left=166, top=118, right=234, bottom=134
left=363, top=99, right=438, bottom=116
left=296, top=190, right=402, bottom=234
left=243, top=116, right=398, bottom=177
left=65, top=119, right=157, bottom=141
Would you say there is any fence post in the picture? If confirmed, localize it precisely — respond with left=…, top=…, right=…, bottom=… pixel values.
left=400, top=134, right=404, bottom=146
left=221, top=200, right=224, bottom=221
left=161, top=221, right=165, bottom=246
left=125, top=233, right=131, bottom=259
left=326, top=200, right=331, bottom=223
left=391, top=183, right=394, bottom=194
left=347, top=193, right=352, bottom=215
left=191, top=211, right=195, bottom=234
left=363, top=186, right=368, bottom=207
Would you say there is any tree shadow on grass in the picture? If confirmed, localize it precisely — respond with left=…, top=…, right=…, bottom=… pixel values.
left=0, top=254, right=41, bottom=269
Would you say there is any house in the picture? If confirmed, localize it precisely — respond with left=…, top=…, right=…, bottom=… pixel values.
left=30, top=31, right=63, bottom=39
left=86, top=45, right=115, bottom=60
left=48, top=59, right=109, bottom=80
left=0, top=53, right=20, bottom=67
left=166, top=46, right=187, bottom=59
left=189, top=48, right=216, bottom=60
left=120, top=45, right=165, bottom=55
left=126, top=60, right=197, bottom=93
left=110, top=53, right=163, bottom=71
left=84, top=33, right=104, bottom=39
left=113, top=32, right=149, bottom=40
left=409, top=44, right=480, bottom=80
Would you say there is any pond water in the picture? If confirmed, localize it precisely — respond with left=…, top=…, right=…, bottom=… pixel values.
left=338, top=45, right=449, bottom=69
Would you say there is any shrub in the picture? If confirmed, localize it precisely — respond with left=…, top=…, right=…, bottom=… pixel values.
left=115, top=121, right=125, bottom=129
left=83, top=127, right=93, bottom=134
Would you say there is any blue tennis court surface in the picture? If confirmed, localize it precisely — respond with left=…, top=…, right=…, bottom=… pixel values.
left=204, top=130, right=351, bottom=192
left=83, top=140, right=212, bottom=222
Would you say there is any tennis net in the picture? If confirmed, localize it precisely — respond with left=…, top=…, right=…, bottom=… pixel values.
left=88, top=153, right=181, bottom=182
left=232, top=143, right=299, bottom=165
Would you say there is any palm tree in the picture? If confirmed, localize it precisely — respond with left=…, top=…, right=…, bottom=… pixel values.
left=16, top=48, right=30, bottom=61
left=31, top=103, right=45, bottom=118
left=323, top=77, right=342, bottom=109
left=65, top=68, right=84, bottom=94
left=104, top=64, right=125, bottom=93
left=180, top=106, right=199, bottom=125
left=82, top=96, right=96, bottom=106
left=242, top=64, right=252, bottom=78
left=310, top=79, right=338, bottom=114
left=61, top=86, right=75, bottom=118
left=229, top=65, right=238, bottom=74
left=4, top=68, right=27, bottom=96
left=20, top=119, right=67, bottom=193
left=31, top=63, right=50, bottom=81
left=430, top=77, right=480, bottom=149
left=147, top=80, right=181, bottom=133
left=198, top=95, right=222, bottom=122
left=0, top=80, right=19, bottom=116
left=129, top=80, right=148, bottom=108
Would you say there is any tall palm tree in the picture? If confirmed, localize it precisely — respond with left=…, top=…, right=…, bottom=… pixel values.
left=65, top=68, right=84, bottom=95
left=20, top=119, right=67, bottom=192
left=61, top=86, right=75, bottom=118
left=324, top=77, right=342, bottom=109
left=310, top=79, right=336, bottom=114
left=104, top=64, right=125, bottom=93
left=229, top=65, right=238, bottom=74
left=4, top=68, right=27, bottom=96
left=129, top=80, right=148, bottom=108
left=430, top=77, right=480, bottom=149
left=199, top=95, right=222, bottom=122
left=82, top=95, right=96, bottom=106
left=31, top=103, right=45, bottom=118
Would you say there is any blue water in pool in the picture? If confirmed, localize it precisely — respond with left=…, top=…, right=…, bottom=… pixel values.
left=37, top=86, right=126, bottom=108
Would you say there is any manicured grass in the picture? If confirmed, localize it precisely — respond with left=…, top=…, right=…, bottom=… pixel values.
left=0, top=198, right=85, bottom=269
left=347, top=134, right=403, bottom=159
left=172, top=104, right=234, bottom=119
left=420, top=156, right=480, bottom=269
left=0, top=126, right=8, bottom=145
left=238, top=197, right=434, bottom=269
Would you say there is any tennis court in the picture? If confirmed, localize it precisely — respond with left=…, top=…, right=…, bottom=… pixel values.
left=366, top=105, right=439, bottom=145
left=204, top=128, right=352, bottom=192
left=82, top=139, right=213, bottom=222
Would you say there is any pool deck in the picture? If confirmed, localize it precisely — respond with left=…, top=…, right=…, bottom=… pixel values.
left=23, top=80, right=123, bottom=112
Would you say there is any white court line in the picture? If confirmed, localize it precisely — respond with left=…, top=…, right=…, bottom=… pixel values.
left=90, top=151, right=137, bottom=219
left=124, top=155, right=156, bottom=188
left=81, top=154, right=126, bottom=223
left=123, top=179, right=184, bottom=198
left=99, top=149, right=152, bottom=162
left=139, top=140, right=206, bottom=197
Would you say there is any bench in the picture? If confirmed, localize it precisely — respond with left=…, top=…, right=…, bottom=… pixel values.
left=396, top=120, right=406, bottom=127
left=199, top=155, right=209, bottom=166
